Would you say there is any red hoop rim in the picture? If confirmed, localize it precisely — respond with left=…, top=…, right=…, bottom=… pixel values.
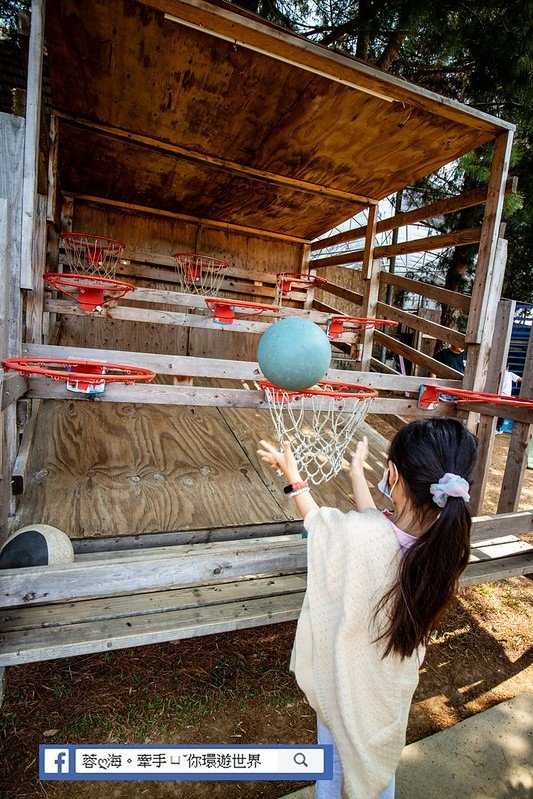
left=172, top=252, right=230, bottom=271
left=260, top=378, right=378, bottom=401
left=44, top=272, right=135, bottom=293
left=328, top=316, right=399, bottom=329
left=276, top=272, right=328, bottom=289
left=419, top=384, right=533, bottom=409
left=60, top=232, right=126, bottom=252
left=2, top=358, right=155, bottom=384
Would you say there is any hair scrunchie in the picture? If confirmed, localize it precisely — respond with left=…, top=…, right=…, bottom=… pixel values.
left=430, top=473, right=470, bottom=507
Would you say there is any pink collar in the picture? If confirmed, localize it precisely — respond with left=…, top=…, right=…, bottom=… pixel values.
left=383, top=509, right=418, bottom=550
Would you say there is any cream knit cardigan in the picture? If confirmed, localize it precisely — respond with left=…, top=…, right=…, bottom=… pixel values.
left=290, top=506, right=425, bottom=799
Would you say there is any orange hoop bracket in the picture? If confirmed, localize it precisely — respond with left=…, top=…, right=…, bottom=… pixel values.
left=276, top=272, right=328, bottom=296
left=205, top=297, right=281, bottom=325
left=44, top=272, right=135, bottom=313
left=326, top=316, right=399, bottom=339
left=2, top=358, right=155, bottom=395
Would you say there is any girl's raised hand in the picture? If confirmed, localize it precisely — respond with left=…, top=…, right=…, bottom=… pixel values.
left=257, top=440, right=301, bottom=482
left=350, top=435, right=369, bottom=475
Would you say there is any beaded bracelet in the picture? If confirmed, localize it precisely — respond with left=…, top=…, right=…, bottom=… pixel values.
left=289, top=486, right=311, bottom=498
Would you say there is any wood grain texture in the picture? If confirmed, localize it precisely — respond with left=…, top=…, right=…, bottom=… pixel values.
left=13, top=399, right=289, bottom=537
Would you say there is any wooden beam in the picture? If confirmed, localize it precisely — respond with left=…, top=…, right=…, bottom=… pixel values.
left=24, top=376, right=455, bottom=416
left=57, top=113, right=375, bottom=206
left=68, top=193, right=309, bottom=245
left=320, top=281, right=364, bottom=307
left=375, top=301, right=466, bottom=349
left=146, top=0, right=513, bottom=133
left=20, top=0, right=46, bottom=290
left=466, top=132, right=514, bottom=343
left=311, top=177, right=518, bottom=252
left=361, top=205, right=377, bottom=280
left=360, top=259, right=381, bottom=370
left=373, top=330, right=464, bottom=379
left=468, top=300, right=515, bottom=514
left=0, top=372, right=28, bottom=411
left=311, top=228, right=482, bottom=268
left=379, top=272, right=471, bottom=313
left=23, top=343, right=461, bottom=391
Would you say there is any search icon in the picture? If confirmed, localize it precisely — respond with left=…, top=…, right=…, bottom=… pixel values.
left=293, top=753, right=309, bottom=767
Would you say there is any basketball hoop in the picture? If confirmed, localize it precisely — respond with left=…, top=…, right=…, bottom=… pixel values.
left=173, top=252, right=230, bottom=296
left=260, top=379, right=378, bottom=484
left=418, top=384, right=533, bottom=411
left=61, top=232, right=126, bottom=280
left=326, top=316, right=399, bottom=340
left=205, top=297, right=281, bottom=325
left=2, top=358, right=155, bottom=396
left=44, top=273, right=135, bottom=313
left=275, top=273, right=327, bottom=305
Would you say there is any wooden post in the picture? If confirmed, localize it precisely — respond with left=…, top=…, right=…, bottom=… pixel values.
left=466, top=131, right=513, bottom=345
left=20, top=0, right=46, bottom=290
left=463, top=237, right=508, bottom=395
left=497, top=325, right=533, bottom=513
left=301, top=243, right=313, bottom=309
left=469, top=299, right=515, bottom=514
left=359, top=258, right=381, bottom=370
left=25, top=194, right=48, bottom=343
left=47, top=114, right=59, bottom=224
left=361, top=204, right=377, bottom=280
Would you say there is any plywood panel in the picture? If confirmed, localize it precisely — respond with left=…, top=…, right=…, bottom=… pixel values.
left=14, top=399, right=289, bottom=537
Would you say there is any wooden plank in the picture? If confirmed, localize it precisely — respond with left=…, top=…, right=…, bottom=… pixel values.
left=0, top=591, right=305, bottom=665
left=311, top=177, right=518, bottom=251
left=311, top=228, right=482, bottom=269
left=379, top=272, right=471, bottom=313
left=359, top=258, right=381, bottom=370
left=0, top=114, right=24, bottom=356
left=147, top=0, right=512, bottom=133
left=373, top=330, right=464, bottom=379
left=320, top=281, right=364, bottom=307
left=67, top=194, right=309, bottom=245
left=57, top=113, right=374, bottom=206
left=0, top=372, right=28, bottom=411
left=0, top=536, right=307, bottom=607
left=470, top=538, right=532, bottom=562
left=13, top=399, right=289, bottom=538
left=1, top=573, right=308, bottom=633
left=46, top=114, right=59, bottom=222
left=24, top=194, right=47, bottom=343
left=471, top=510, right=533, bottom=542
left=23, top=377, right=457, bottom=416
left=466, top=132, right=514, bottom=342
left=361, top=205, right=377, bottom=280
left=44, top=298, right=277, bottom=334
left=22, top=343, right=462, bottom=390
left=459, top=553, right=533, bottom=587
left=375, top=301, right=466, bottom=349
left=20, top=0, right=45, bottom=290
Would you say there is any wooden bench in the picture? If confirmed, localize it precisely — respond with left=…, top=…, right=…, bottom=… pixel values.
left=1, top=514, right=532, bottom=668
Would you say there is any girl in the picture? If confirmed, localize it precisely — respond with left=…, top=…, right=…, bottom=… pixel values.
left=258, top=418, right=478, bottom=799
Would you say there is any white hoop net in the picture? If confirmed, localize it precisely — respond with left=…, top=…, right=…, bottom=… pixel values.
left=61, top=234, right=125, bottom=279
left=262, top=384, right=373, bottom=484
left=173, top=253, right=229, bottom=296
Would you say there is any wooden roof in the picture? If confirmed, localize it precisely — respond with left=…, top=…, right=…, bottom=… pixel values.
left=45, top=0, right=512, bottom=240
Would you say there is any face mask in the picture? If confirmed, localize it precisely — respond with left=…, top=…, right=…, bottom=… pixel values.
left=378, top=463, right=398, bottom=499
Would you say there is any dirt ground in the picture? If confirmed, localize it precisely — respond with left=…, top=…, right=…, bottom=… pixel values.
left=1, top=434, right=532, bottom=799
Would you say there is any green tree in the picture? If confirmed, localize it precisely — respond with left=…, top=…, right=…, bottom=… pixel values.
left=231, top=0, right=533, bottom=306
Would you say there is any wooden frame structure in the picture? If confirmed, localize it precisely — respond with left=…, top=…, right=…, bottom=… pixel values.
left=1, top=0, right=532, bottom=668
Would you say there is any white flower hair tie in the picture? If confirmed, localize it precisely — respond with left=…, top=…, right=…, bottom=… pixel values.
left=430, top=473, right=470, bottom=508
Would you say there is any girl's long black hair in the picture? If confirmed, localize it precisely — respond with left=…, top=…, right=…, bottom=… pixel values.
left=376, top=418, right=478, bottom=659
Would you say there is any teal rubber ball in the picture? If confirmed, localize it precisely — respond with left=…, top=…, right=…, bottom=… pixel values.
left=257, top=317, right=332, bottom=390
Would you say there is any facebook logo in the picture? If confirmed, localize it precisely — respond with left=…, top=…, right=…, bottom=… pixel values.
left=42, top=748, right=70, bottom=775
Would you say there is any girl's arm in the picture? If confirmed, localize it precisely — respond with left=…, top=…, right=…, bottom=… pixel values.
left=350, top=436, right=376, bottom=511
left=257, top=440, right=319, bottom=517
